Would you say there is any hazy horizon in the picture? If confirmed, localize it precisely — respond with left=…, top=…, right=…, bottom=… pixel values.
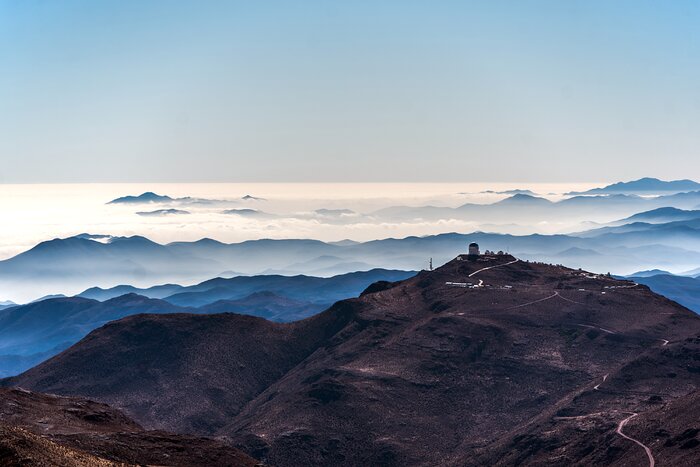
left=0, top=181, right=601, bottom=260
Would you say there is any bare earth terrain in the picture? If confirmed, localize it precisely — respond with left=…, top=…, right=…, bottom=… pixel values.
left=0, top=387, right=258, bottom=466
left=4, top=254, right=699, bottom=466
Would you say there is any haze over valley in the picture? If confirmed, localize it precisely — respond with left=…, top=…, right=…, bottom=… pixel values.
left=3, top=179, right=700, bottom=307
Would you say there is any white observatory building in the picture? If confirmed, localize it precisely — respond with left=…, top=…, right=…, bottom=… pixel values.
left=468, top=242, right=480, bottom=256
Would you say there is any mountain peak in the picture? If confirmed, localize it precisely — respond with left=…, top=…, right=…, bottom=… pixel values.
left=496, top=193, right=551, bottom=204
left=107, top=192, right=174, bottom=204
left=9, top=253, right=697, bottom=466
left=241, top=194, right=266, bottom=201
left=102, top=292, right=153, bottom=305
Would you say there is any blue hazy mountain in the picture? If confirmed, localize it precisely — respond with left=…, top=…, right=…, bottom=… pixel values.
left=108, top=192, right=226, bottom=205
left=553, top=247, right=603, bottom=258
left=0, top=234, right=223, bottom=305
left=628, top=273, right=700, bottom=314
left=0, top=294, right=188, bottom=377
left=30, top=294, right=67, bottom=303
left=197, top=291, right=328, bottom=322
left=480, top=189, right=537, bottom=196
left=374, top=191, right=700, bottom=224
left=572, top=218, right=700, bottom=252
left=108, top=192, right=174, bottom=204
left=682, top=266, right=700, bottom=277
left=628, top=268, right=673, bottom=277
left=0, top=269, right=415, bottom=377
left=76, top=269, right=415, bottom=305
left=162, top=269, right=416, bottom=307
left=494, top=193, right=552, bottom=205
left=241, top=194, right=266, bottom=201
left=4, top=206, right=700, bottom=302
left=610, top=207, right=700, bottom=225
left=136, top=208, right=191, bottom=217
left=78, top=283, right=185, bottom=300
left=567, top=177, right=700, bottom=195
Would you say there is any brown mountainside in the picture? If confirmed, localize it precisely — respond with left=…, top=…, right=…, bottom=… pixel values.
left=0, top=387, right=258, bottom=466
left=5, top=255, right=700, bottom=466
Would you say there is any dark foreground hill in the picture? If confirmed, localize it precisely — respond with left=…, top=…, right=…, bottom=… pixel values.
left=0, top=295, right=189, bottom=378
left=6, top=255, right=700, bottom=466
left=0, top=387, right=257, bottom=466
left=0, top=269, right=414, bottom=377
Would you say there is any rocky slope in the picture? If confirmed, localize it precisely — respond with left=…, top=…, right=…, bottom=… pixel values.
left=0, top=387, right=258, bottom=466
left=6, top=255, right=700, bottom=466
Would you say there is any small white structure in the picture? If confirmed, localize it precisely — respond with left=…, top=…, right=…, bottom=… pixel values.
left=468, top=242, right=480, bottom=256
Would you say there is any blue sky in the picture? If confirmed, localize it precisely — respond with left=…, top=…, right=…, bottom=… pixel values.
left=1, top=1, right=698, bottom=182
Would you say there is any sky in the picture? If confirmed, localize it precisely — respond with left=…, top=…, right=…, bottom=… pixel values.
left=1, top=0, right=699, bottom=183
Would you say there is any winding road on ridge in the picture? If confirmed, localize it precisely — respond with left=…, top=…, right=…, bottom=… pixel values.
left=587, top=336, right=670, bottom=466
left=464, top=257, right=665, bottom=466
left=616, top=413, right=655, bottom=467
left=460, top=259, right=669, bottom=467
left=467, top=259, right=520, bottom=278
left=507, top=292, right=559, bottom=310
left=593, top=374, right=608, bottom=391
left=507, top=291, right=586, bottom=310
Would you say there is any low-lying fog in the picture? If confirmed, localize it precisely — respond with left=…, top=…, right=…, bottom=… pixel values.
left=5, top=181, right=700, bottom=304
left=0, top=182, right=599, bottom=260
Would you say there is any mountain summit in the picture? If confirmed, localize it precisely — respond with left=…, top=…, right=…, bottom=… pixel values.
left=5, top=254, right=700, bottom=466
left=107, top=192, right=174, bottom=204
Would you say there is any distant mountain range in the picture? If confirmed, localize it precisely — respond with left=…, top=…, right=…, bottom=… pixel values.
left=158, top=269, right=416, bottom=308
left=681, top=266, right=700, bottom=277
left=610, top=207, right=700, bottom=225
left=78, top=283, right=185, bottom=300
left=4, top=204, right=700, bottom=302
left=480, top=189, right=538, bottom=196
left=108, top=191, right=175, bottom=204
left=566, top=177, right=700, bottom=195
left=5, top=256, right=698, bottom=466
left=0, top=269, right=415, bottom=377
left=109, top=191, right=260, bottom=205
left=373, top=189, right=700, bottom=225
left=76, top=268, right=416, bottom=307
left=627, top=268, right=672, bottom=277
